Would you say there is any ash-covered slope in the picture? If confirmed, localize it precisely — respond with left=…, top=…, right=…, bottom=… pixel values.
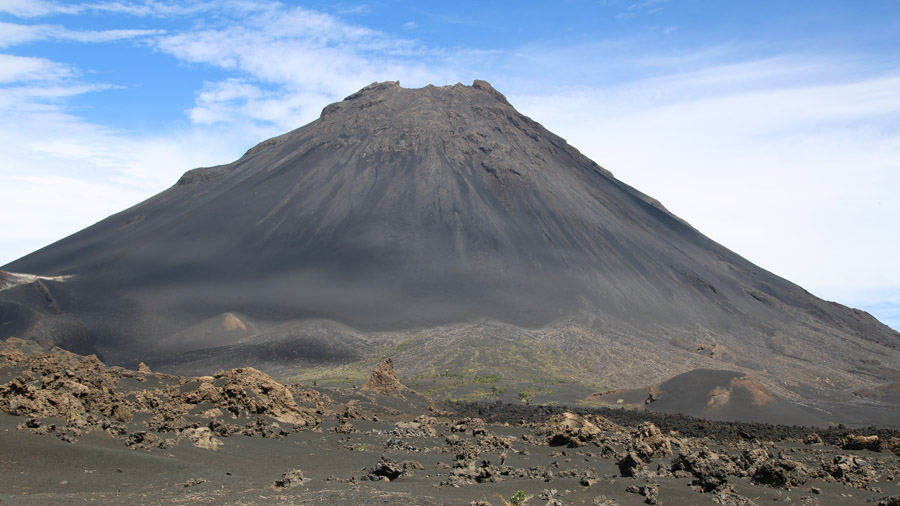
left=2, top=81, right=899, bottom=423
left=9, top=81, right=702, bottom=330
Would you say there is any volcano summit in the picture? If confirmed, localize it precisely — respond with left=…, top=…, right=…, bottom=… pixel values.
left=2, top=80, right=898, bottom=424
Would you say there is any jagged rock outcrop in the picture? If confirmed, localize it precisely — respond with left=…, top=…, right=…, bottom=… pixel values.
left=361, top=358, right=411, bottom=397
left=629, top=422, right=675, bottom=460
left=217, top=367, right=315, bottom=425
left=533, top=411, right=618, bottom=447
left=0, top=338, right=125, bottom=420
left=0, top=337, right=319, bottom=447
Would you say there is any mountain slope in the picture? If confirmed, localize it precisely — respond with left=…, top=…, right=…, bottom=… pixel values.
left=2, top=80, right=898, bottom=423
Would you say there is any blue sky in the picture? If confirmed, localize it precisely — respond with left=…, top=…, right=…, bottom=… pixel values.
left=1, top=0, right=899, bottom=331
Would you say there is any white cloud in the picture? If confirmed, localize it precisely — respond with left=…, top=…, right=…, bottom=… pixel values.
left=0, top=0, right=236, bottom=18
left=0, top=21, right=43, bottom=46
left=618, top=0, right=667, bottom=18
left=152, top=4, right=456, bottom=129
left=188, top=78, right=335, bottom=134
left=0, top=0, right=57, bottom=16
left=0, top=20, right=161, bottom=47
left=0, top=63, right=256, bottom=266
left=0, top=175, right=147, bottom=262
left=153, top=5, right=423, bottom=71
left=0, top=53, right=74, bottom=82
left=0, top=104, right=255, bottom=265
left=509, top=58, right=900, bottom=321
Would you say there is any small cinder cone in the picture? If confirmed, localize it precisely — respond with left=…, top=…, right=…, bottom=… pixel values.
left=360, top=358, right=411, bottom=397
left=220, top=313, right=247, bottom=332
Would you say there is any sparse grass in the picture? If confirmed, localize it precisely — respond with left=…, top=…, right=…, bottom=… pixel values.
left=497, top=490, right=531, bottom=506
left=281, top=330, right=616, bottom=404
left=65, top=403, right=85, bottom=423
left=285, top=363, right=370, bottom=387
left=112, top=404, right=133, bottom=423
left=518, top=387, right=538, bottom=402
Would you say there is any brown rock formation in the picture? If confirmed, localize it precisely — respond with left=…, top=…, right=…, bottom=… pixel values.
left=533, top=411, right=618, bottom=447
left=361, top=358, right=411, bottom=397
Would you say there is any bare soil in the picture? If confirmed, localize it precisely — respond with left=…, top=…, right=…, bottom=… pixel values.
left=2, top=338, right=900, bottom=505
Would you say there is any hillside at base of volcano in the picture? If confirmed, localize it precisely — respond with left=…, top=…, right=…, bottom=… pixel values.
left=2, top=80, right=898, bottom=425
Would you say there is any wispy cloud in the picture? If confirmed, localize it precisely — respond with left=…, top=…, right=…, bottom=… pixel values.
left=411, top=8, right=479, bottom=27
left=330, top=3, right=373, bottom=17
left=0, top=21, right=162, bottom=47
left=0, top=0, right=231, bottom=18
left=0, top=53, right=75, bottom=82
left=510, top=56, right=900, bottom=316
left=0, top=0, right=58, bottom=17
left=618, top=0, right=668, bottom=18
left=3, top=1, right=466, bottom=131
left=0, top=51, right=117, bottom=114
left=0, top=82, right=254, bottom=263
left=187, top=77, right=323, bottom=134
left=150, top=3, right=459, bottom=129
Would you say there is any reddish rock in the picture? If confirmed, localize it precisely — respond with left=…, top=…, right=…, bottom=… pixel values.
left=360, top=358, right=411, bottom=397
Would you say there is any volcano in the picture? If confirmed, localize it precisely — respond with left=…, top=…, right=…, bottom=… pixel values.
left=2, top=80, right=898, bottom=424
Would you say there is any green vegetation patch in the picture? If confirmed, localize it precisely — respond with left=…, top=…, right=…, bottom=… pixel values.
left=282, top=329, right=617, bottom=404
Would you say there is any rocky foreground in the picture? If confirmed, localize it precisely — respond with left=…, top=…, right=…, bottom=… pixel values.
left=2, top=337, right=899, bottom=506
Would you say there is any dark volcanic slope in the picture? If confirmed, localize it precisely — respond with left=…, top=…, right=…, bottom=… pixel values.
left=2, top=81, right=899, bottom=423
left=8, top=81, right=715, bottom=330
